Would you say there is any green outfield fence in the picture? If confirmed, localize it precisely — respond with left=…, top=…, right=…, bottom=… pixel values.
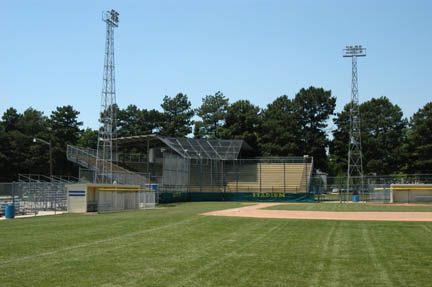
left=158, top=191, right=314, bottom=203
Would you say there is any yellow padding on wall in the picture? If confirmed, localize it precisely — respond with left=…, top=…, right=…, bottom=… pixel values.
left=374, top=187, right=432, bottom=190
left=99, top=188, right=152, bottom=192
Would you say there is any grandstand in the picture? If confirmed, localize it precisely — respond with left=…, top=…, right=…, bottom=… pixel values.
left=225, top=162, right=312, bottom=193
left=67, top=134, right=314, bottom=202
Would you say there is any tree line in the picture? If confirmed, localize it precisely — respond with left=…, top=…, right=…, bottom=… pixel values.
left=1, top=86, right=431, bottom=181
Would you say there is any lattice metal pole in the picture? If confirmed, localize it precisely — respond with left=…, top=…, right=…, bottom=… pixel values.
left=95, top=9, right=119, bottom=184
left=343, top=45, right=366, bottom=201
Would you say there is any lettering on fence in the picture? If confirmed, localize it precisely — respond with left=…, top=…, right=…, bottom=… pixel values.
left=172, top=192, right=182, bottom=198
left=252, top=192, right=286, bottom=198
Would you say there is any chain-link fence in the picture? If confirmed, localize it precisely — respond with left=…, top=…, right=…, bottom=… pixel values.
left=311, top=174, right=432, bottom=202
left=156, top=154, right=313, bottom=194
left=69, top=141, right=314, bottom=204
left=78, top=154, right=314, bottom=196
left=96, top=184, right=156, bottom=213
left=0, top=181, right=67, bottom=218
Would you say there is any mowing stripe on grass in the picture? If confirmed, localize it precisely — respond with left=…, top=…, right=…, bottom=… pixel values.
left=172, top=223, right=281, bottom=287
left=321, top=222, right=344, bottom=287
left=370, top=226, right=406, bottom=286
left=8, top=216, right=215, bottom=277
left=362, top=228, right=392, bottom=286
left=309, top=223, right=337, bottom=286
left=421, top=224, right=432, bottom=233
left=2, top=203, right=432, bottom=286
left=0, top=216, right=201, bottom=266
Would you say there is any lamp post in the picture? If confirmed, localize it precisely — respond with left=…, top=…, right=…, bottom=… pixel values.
left=33, top=138, right=53, bottom=180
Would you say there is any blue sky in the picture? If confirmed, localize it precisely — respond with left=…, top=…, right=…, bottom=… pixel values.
left=2, top=0, right=431, bottom=130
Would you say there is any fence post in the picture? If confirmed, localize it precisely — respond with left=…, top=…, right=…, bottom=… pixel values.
left=146, top=137, right=150, bottom=179
left=200, top=156, right=203, bottom=193
left=33, top=183, right=37, bottom=216
left=11, top=182, right=15, bottom=206
left=259, top=162, right=262, bottom=193
left=55, top=186, right=57, bottom=215
left=235, top=160, right=238, bottom=193
left=283, top=162, right=286, bottom=193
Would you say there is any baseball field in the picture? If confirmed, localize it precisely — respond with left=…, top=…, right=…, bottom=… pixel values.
left=1, top=202, right=432, bottom=286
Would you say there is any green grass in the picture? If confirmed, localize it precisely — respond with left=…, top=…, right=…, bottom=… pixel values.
left=318, top=192, right=375, bottom=201
left=1, top=202, right=432, bottom=286
left=265, top=202, right=432, bottom=212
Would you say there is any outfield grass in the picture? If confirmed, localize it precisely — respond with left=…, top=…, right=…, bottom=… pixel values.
left=1, top=202, right=432, bottom=286
left=265, top=202, right=432, bottom=212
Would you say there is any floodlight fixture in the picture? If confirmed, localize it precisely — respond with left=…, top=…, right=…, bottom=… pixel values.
left=102, top=9, right=120, bottom=27
left=343, top=45, right=366, bottom=57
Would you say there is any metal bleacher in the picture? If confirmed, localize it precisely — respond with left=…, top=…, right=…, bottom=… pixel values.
left=66, top=145, right=149, bottom=186
left=225, top=162, right=313, bottom=193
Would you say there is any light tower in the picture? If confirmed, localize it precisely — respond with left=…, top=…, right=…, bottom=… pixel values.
left=95, top=9, right=119, bottom=183
left=343, top=45, right=366, bottom=201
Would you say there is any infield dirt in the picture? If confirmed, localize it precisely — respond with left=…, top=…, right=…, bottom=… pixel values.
left=201, top=203, right=432, bottom=222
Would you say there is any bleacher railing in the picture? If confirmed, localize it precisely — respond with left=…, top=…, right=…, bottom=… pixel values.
left=67, top=145, right=149, bottom=186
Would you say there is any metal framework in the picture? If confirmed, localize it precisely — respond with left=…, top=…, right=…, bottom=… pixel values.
left=162, top=136, right=246, bottom=160
left=343, top=45, right=366, bottom=199
left=113, top=134, right=249, bottom=160
left=95, top=9, right=120, bottom=183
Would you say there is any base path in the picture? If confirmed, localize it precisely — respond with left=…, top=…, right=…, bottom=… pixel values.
left=201, top=203, right=432, bottom=222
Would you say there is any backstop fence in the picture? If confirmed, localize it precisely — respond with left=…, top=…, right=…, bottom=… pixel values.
left=158, top=154, right=313, bottom=193
left=79, top=155, right=314, bottom=198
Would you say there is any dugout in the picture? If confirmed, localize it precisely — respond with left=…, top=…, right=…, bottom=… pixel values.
left=390, top=184, right=432, bottom=203
left=66, top=183, right=144, bottom=213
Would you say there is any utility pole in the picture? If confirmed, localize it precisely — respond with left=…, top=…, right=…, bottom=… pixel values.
left=343, top=45, right=366, bottom=201
left=95, top=9, right=119, bottom=184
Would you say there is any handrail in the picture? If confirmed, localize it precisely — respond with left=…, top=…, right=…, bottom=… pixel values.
left=67, top=144, right=149, bottom=185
